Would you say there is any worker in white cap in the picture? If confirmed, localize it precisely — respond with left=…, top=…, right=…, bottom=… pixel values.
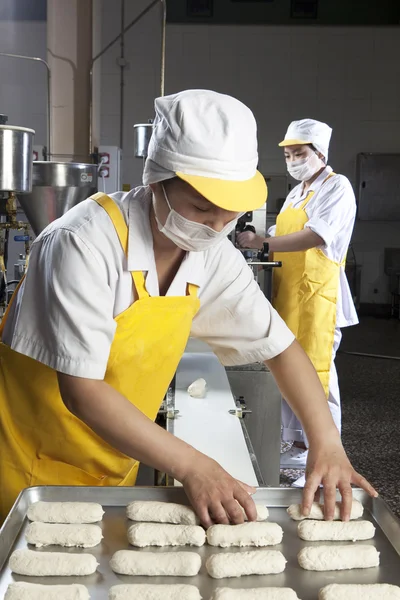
left=238, top=119, right=359, bottom=486
left=0, top=98, right=374, bottom=524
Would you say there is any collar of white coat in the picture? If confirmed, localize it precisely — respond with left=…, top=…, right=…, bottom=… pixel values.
left=126, top=186, right=206, bottom=290
left=297, top=165, right=333, bottom=200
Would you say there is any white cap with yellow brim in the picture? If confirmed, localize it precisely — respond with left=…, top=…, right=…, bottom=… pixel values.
left=278, top=118, right=332, bottom=160
left=143, top=89, right=268, bottom=212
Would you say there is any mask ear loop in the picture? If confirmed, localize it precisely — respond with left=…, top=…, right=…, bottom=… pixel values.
left=161, top=183, right=173, bottom=211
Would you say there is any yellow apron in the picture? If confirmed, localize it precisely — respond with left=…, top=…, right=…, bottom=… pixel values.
left=0, top=193, right=200, bottom=521
left=272, top=174, right=343, bottom=396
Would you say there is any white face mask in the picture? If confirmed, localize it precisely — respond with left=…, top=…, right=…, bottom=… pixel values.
left=287, top=152, right=323, bottom=181
left=153, top=185, right=238, bottom=252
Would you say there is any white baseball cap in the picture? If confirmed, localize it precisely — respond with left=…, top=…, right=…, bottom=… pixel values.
left=279, top=118, right=332, bottom=160
left=144, top=89, right=267, bottom=212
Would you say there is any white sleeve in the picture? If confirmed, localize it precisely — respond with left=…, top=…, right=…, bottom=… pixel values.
left=192, top=241, right=295, bottom=366
left=7, top=229, right=116, bottom=379
left=304, top=176, right=356, bottom=247
left=267, top=224, right=276, bottom=236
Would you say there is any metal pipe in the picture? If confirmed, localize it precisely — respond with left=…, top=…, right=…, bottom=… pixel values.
left=89, top=0, right=167, bottom=155
left=119, top=0, right=125, bottom=150
left=0, top=52, right=51, bottom=159
left=338, top=350, right=400, bottom=361
left=160, top=0, right=166, bottom=97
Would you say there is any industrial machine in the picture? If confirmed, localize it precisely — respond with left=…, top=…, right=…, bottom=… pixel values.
left=18, top=161, right=98, bottom=237
left=134, top=121, right=153, bottom=161
left=230, top=211, right=282, bottom=301
left=0, top=114, right=34, bottom=317
left=0, top=114, right=98, bottom=317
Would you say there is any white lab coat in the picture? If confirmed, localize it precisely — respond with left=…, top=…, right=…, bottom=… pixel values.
left=3, top=186, right=294, bottom=378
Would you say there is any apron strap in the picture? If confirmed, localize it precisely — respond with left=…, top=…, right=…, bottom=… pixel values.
left=90, top=192, right=129, bottom=254
left=299, top=171, right=336, bottom=211
left=187, top=283, right=199, bottom=297
left=299, top=190, right=315, bottom=210
left=90, top=193, right=151, bottom=300
left=132, top=271, right=149, bottom=301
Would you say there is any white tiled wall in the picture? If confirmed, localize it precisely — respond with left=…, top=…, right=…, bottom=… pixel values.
left=99, top=10, right=400, bottom=304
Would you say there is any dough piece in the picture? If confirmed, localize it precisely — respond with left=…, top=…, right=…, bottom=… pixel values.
left=298, top=544, right=379, bottom=571
left=5, top=583, right=90, bottom=600
left=9, top=548, right=98, bottom=576
left=244, top=505, right=269, bottom=522
left=109, top=584, right=201, bottom=600
left=26, top=522, right=103, bottom=547
left=188, top=378, right=207, bottom=398
left=211, top=589, right=299, bottom=599
left=298, top=519, right=375, bottom=542
left=207, top=522, right=283, bottom=547
left=127, top=523, right=205, bottom=547
left=206, top=550, right=286, bottom=579
left=287, top=499, right=363, bottom=521
left=319, top=583, right=400, bottom=599
left=110, top=550, right=201, bottom=576
left=126, top=501, right=199, bottom=525
left=27, top=501, right=104, bottom=524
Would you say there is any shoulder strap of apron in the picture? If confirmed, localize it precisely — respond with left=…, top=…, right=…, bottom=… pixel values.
left=90, top=192, right=149, bottom=300
left=298, top=171, right=336, bottom=211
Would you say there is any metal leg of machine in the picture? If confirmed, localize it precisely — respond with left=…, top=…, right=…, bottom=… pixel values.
left=225, top=364, right=281, bottom=487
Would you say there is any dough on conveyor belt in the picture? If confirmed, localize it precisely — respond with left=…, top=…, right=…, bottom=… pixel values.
left=211, top=588, right=299, bottom=599
left=319, top=583, right=400, bottom=599
left=5, top=583, right=90, bottom=600
left=206, top=522, right=283, bottom=547
left=26, top=521, right=103, bottom=547
left=9, top=548, right=98, bottom=576
left=109, top=584, right=202, bottom=599
left=110, top=550, right=201, bottom=576
left=126, top=501, right=200, bottom=525
left=27, top=501, right=104, bottom=523
left=298, top=544, right=379, bottom=571
left=298, top=519, right=375, bottom=541
left=187, top=378, right=207, bottom=398
left=206, top=550, right=286, bottom=578
left=127, top=522, right=205, bottom=547
left=287, top=499, right=363, bottom=521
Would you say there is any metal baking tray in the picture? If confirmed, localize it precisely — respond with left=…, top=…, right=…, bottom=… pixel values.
left=1, top=487, right=400, bottom=599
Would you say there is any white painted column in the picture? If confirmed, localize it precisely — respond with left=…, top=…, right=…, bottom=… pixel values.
left=47, top=0, right=92, bottom=162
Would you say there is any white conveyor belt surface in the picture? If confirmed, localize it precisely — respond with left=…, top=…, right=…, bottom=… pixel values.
left=172, top=350, right=258, bottom=487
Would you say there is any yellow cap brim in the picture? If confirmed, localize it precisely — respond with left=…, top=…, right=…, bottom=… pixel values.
left=278, top=138, right=312, bottom=147
left=175, top=170, right=267, bottom=212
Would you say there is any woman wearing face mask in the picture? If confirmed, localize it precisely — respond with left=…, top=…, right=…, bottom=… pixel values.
left=0, top=100, right=373, bottom=525
left=237, top=119, right=358, bottom=487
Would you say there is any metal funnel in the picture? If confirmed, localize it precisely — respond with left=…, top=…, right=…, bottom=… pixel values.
left=18, top=162, right=98, bottom=236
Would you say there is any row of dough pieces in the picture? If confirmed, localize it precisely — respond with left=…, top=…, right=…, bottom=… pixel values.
left=22, top=500, right=376, bottom=549
left=6, top=499, right=399, bottom=600
left=5, top=582, right=400, bottom=600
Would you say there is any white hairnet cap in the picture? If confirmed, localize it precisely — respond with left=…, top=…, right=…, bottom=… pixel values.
left=143, top=89, right=267, bottom=212
left=279, top=118, right=332, bottom=161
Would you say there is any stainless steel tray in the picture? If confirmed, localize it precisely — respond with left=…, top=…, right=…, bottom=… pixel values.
left=1, top=487, right=400, bottom=599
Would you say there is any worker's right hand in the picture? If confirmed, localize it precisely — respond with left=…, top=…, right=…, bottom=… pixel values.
left=237, top=231, right=264, bottom=250
left=180, top=454, right=257, bottom=527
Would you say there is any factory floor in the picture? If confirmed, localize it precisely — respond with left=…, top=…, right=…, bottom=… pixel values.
left=281, top=316, right=400, bottom=517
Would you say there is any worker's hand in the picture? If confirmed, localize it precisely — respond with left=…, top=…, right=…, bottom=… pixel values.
left=180, top=454, right=257, bottom=527
left=301, top=438, right=378, bottom=521
left=237, top=231, right=264, bottom=250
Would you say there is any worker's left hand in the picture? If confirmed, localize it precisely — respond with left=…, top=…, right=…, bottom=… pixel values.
left=301, top=437, right=378, bottom=521
left=237, top=231, right=264, bottom=250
